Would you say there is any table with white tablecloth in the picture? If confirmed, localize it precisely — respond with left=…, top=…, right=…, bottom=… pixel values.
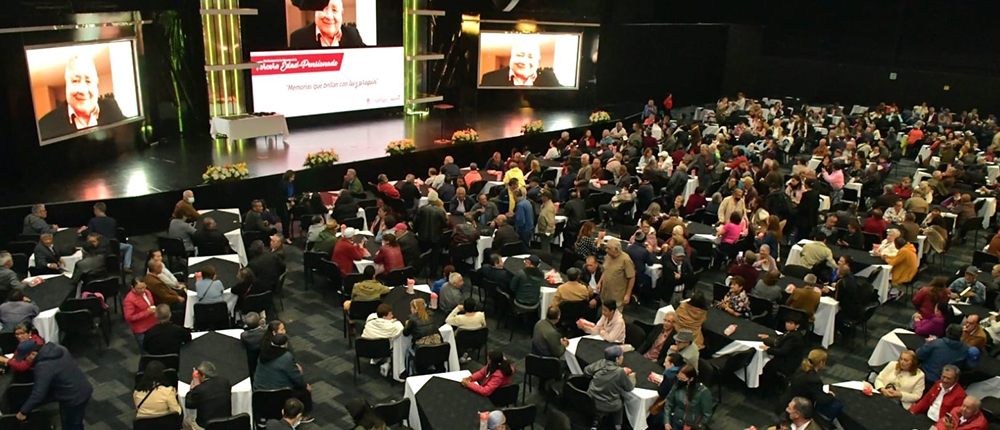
left=563, top=335, right=660, bottom=430
left=868, top=328, right=921, bottom=367
left=912, top=170, right=933, bottom=188
left=183, top=254, right=241, bottom=329
left=21, top=274, right=74, bottom=345
left=538, top=286, right=558, bottom=319
left=210, top=114, right=289, bottom=141
left=819, top=195, right=831, bottom=212
left=177, top=329, right=252, bottom=422
left=976, top=197, right=996, bottom=229
left=404, top=371, right=473, bottom=430
left=785, top=240, right=894, bottom=303
left=28, top=250, right=83, bottom=275
left=682, top=177, right=699, bottom=205
left=917, top=146, right=932, bottom=164
left=808, top=157, right=822, bottom=171
left=988, top=165, right=1000, bottom=185
left=197, top=209, right=247, bottom=266
left=813, top=296, right=840, bottom=348
left=479, top=181, right=506, bottom=196
left=391, top=284, right=461, bottom=382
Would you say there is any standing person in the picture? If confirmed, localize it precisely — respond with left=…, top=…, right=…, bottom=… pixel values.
left=15, top=342, right=94, bottom=430
left=123, top=278, right=158, bottom=352
left=661, top=364, right=714, bottom=430
left=277, top=170, right=297, bottom=242
left=512, top=189, right=535, bottom=249
left=599, top=238, right=636, bottom=307
left=584, top=346, right=636, bottom=430
left=185, top=361, right=234, bottom=429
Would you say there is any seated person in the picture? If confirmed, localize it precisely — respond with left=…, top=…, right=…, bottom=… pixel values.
left=531, top=306, right=569, bottom=358
left=331, top=228, right=370, bottom=277
left=509, top=255, right=544, bottom=307
left=142, top=305, right=192, bottom=356
left=552, top=268, right=596, bottom=308
left=759, top=315, right=807, bottom=381
left=949, top=266, right=986, bottom=305
left=913, top=302, right=948, bottom=338
left=144, top=259, right=186, bottom=310
left=243, top=199, right=277, bottom=234
left=479, top=254, right=513, bottom=287
left=638, top=311, right=676, bottom=363
left=32, top=233, right=64, bottom=274
left=343, top=266, right=390, bottom=315
left=909, top=364, right=966, bottom=422
left=186, top=361, right=235, bottom=429
left=461, top=350, right=514, bottom=396
left=445, top=298, right=487, bottom=332
left=716, top=275, right=751, bottom=319
left=438, top=272, right=466, bottom=313
left=254, top=334, right=313, bottom=420
left=0, top=290, right=39, bottom=330
left=578, top=301, right=625, bottom=343
left=168, top=210, right=197, bottom=253
left=133, top=360, right=182, bottom=419
left=361, top=304, right=404, bottom=342
left=785, top=274, right=821, bottom=322
left=194, top=265, right=225, bottom=304
left=431, top=265, right=455, bottom=294
left=0, top=322, right=44, bottom=373
left=917, top=325, right=970, bottom=386
left=192, top=217, right=231, bottom=256
left=874, top=350, right=925, bottom=410
left=933, top=396, right=988, bottom=430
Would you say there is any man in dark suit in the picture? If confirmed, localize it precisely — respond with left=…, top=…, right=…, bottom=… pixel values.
left=247, top=240, right=285, bottom=292
left=449, top=187, right=476, bottom=216
left=193, top=217, right=231, bottom=256
left=37, top=55, right=127, bottom=142
left=80, top=202, right=133, bottom=274
left=240, top=312, right=266, bottom=353
left=760, top=315, right=806, bottom=382
left=244, top=200, right=276, bottom=234
left=142, top=305, right=192, bottom=355
left=288, top=0, right=366, bottom=49
left=68, top=244, right=109, bottom=288
left=491, top=215, right=521, bottom=252
left=658, top=246, right=696, bottom=304
left=32, top=233, right=64, bottom=274
left=480, top=39, right=563, bottom=88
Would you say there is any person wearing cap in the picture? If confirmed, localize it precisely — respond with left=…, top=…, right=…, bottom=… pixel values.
left=584, top=345, right=636, bottom=430
left=669, top=329, right=700, bottom=372
left=311, top=220, right=340, bottom=254
left=579, top=300, right=626, bottom=343
left=599, top=238, right=636, bottom=307
left=949, top=266, right=986, bottom=305
left=14, top=341, right=93, bottom=430
left=659, top=245, right=695, bottom=305
left=331, top=227, right=371, bottom=277
left=254, top=334, right=313, bottom=420
left=509, top=255, right=544, bottom=308
left=786, top=274, right=821, bottom=322
left=391, top=222, right=420, bottom=267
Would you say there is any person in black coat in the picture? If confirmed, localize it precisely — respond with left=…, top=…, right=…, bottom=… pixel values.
left=186, top=362, right=233, bottom=429
left=795, top=179, right=821, bottom=242
left=332, top=190, right=359, bottom=224
left=288, top=19, right=366, bottom=49
left=15, top=342, right=93, bottom=429
left=193, top=217, right=231, bottom=256
left=142, top=305, right=192, bottom=355
left=781, top=349, right=842, bottom=420
left=246, top=241, right=285, bottom=293
left=396, top=175, right=422, bottom=211
left=244, top=200, right=277, bottom=234
left=231, top=267, right=266, bottom=312
left=491, top=215, right=521, bottom=252
left=760, top=315, right=806, bottom=381
left=394, top=227, right=421, bottom=268
left=658, top=246, right=697, bottom=304
left=637, top=311, right=676, bottom=362
left=32, top=234, right=63, bottom=275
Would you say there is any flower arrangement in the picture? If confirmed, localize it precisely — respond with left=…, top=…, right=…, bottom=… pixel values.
left=202, top=163, right=249, bottom=183
left=386, top=139, right=416, bottom=156
left=521, top=120, right=544, bottom=135
left=452, top=128, right=479, bottom=144
left=589, top=110, right=611, bottom=123
left=303, top=149, right=340, bottom=168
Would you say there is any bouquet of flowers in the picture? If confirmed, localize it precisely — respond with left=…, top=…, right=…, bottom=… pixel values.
left=202, top=163, right=249, bottom=183
left=303, top=149, right=340, bottom=168
left=452, top=128, right=479, bottom=144
left=386, top=139, right=416, bottom=156
left=589, top=110, right=611, bottom=123
left=521, top=120, right=544, bottom=135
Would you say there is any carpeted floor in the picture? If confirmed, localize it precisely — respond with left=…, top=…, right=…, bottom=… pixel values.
left=55, top=156, right=987, bottom=430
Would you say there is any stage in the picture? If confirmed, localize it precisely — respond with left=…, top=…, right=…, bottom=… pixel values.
left=4, top=104, right=636, bottom=208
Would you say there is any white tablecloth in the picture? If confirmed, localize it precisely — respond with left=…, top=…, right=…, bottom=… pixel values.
left=814, top=296, right=839, bottom=348
left=538, top=287, right=557, bottom=319
left=819, top=195, right=831, bottom=212
left=917, top=146, right=932, bottom=164
left=197, top=209, right=247, bottom=266
left=912, top=170, right=933, bottom=188
left=391, top=285, right=460, bottom=382
left=785, top=240, right=893, bottom=303
left=844, top=182, right=863, bottom=200
left=474, top=236, right=492, bottom=270
left=28, top=250, right=83, bottom=274
left=479, top=181, right=506, bottom=196
left=808, top=157, right=822, bottom=171
left=563, top=335, right=659, bottom=430
left=177, top=329, right=252, bottom=422
left=210, top=114, right=289, bottom=141
left=868, top=328, right=916, bottom=367
left=404, top=371, right=472, bottom=430
left=976, top=197, right=996, bottom=229
left=183, top=254, right=241, bottom=329
left=652, top=306, right=770, bottom=388
left=22, top=274, right=70, bottom=345
left=682, top=177, right=699, bottom=205
left=967, top=377, right=1000, bottom=401
left=988, top=165, right=1000, bottom=185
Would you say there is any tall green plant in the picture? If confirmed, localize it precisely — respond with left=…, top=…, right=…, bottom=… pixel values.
left=157, top=10, right=194, bottom=133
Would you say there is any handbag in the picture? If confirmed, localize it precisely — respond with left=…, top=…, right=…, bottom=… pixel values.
left=681, top=391, right=703, bottom=430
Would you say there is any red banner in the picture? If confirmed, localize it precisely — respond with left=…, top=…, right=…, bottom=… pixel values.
left=251, top=52, right=346, bottom=76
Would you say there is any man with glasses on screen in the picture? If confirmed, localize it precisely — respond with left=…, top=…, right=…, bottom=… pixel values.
left=480, top=38, right=563, bottom=87
left=37, top=54, right=126, bottom=141
left=289, top=0, right=366, bottom=49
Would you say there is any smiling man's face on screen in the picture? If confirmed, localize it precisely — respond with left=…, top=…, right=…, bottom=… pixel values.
left=315, top=0, right=344, bottom=42
left=508, top=41, right=540, bottom=84
left=65, top=55, right=100, bottom=126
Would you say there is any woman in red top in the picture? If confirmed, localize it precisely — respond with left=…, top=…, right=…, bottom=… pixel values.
left=0, top=322, right=44, bottom=373
left=374, top=233, right=405, bottom=275
left=462, top=350, right=514, bottom=396
left=376, top=174, right=400, bottom=199
left=912, top=277, right=951, bottom=319
left=864, top=208, right=888, bottom=240
left=123, top=278, right=159, bottom=350
left=893, top=177, right=913, bottom=200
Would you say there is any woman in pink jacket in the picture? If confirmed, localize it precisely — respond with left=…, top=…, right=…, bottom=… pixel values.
left=461, top=350, right=514, bottom=396
left=913, top=302, right=948, bottom=338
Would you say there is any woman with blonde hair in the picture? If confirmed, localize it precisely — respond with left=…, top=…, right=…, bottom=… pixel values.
left=401, top=298, right=442, bottom=377
left=875, top=350, right=925, bottom=409
left=785, top=349, right=842, bottom=420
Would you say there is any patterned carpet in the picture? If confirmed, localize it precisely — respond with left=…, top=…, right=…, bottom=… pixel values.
left=51, top=158, right=987, bottom=430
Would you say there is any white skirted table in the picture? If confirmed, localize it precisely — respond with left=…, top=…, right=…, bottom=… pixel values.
left=177, top=329, right=253, bottom=423
left=563, top=335, right=660, bottom=430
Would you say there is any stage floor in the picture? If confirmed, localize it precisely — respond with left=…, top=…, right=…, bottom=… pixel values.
left=6, top=104, right=635, bottom=207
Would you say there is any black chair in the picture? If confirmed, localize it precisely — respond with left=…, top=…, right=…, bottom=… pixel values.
left=342, top=216, right=365, bottom=230
left=319, top=260, right=344, bottom=294
left=747, top=294, right=774, bottom=325
left=133, top=412, right=182, bottom=430
left=862, top=232, right=881, bottom=251
left=865, top=266, right=883, bottom=285
left=960, top=217, right=985, bottom=249
left=252, top=388, right=293, bottom=429
left=973, top=251, right=999, bottom=271
left=157, top=236, right=188, bottom=267
left=194, top=302, right=232, bottom=331
left=543, top=408, right=571, bottom=430
left=373, top=398, right=411, bottom=429
left=274, top=272, right=286, bottom=311
left=559, top=249, right=586, bottom=275
left=412, top=343, right=451, bottom=375
left=560, top=377, right=596, bottom=428
left=354, top=338, right=391, bottom=384
left=557, top=300, right=592, bottom=337
left=55, top=308, right=108, bottom=347
left=697, top=358, right=722, bottom=401
left=709, top=348, right=756, bottom=402
left=522, top=354, right=562, bottom=405
left=382, top=267, right=415, bottom=287
left=6, top=241, right=35, bottom=256
left=489, top=383, right=519, bottom=407
left=774, top=306, right=811, bottom=333
left=82, top=276, right=122, bottom=315
left=624, top=322, right=646, bottom=349
left=452, top=242, right=480, bottom=269
left=205, top=413, right=251, bottom=430
left=6, top=382, right=34, bottom=413
left=243, top=291, right=276, bottom=317
left=10, top=253, right=28, bottom=279
left=500, top=242, right=524, bottom=257
left=712, top=282, right=729, bottom=303
left=0, top=331, right=18, bottom=354
left=782, top=264, right=811, bottom=279
left=342, top=273, right=365, bottom=299
left=302, top=251, right=328, bottom=288
left=344, top=300, right=381, bottom=343
left=689, top=239, right=715, bottom=271
left=841, top=301, right=881, bottom=347
left=455, top=327, right=489, bottom=362
left=502, top=404, right=537, bottom=430
left=138, top=354, right=180, bottom=373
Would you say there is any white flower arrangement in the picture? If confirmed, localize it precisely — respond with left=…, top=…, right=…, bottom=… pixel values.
left=303, top=149, right=340, bottom=168
left=521, top=120, right=544, bottom=135
left=202, top=163, right=249, bottom=183
left=589, top=110, right=612, bottom=123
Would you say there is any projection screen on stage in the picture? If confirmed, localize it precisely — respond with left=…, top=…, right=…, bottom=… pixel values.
left=250, top=46, right=403, bottom=117
left=25, top=39, right=143, bottom=146
left=478, top=32, right=582, bottom=90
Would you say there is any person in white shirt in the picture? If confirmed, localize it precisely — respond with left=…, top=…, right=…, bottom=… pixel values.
left=361, top=304, right=404, bottom=341
left=577, top=301, right=626, bottom=343
left=883, top=200, right=907, bottom=224
left=543, top=141, right=560, bottom=160
left=873, top=228, right=901, bottom=258
left=610, top=122, right=628, bottom=141
left=446, top=298, right=488, bottom=363
left=650, top=121, right=663, bottom=141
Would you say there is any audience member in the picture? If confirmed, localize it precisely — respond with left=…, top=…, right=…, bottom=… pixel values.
left=332, top=228, right=370, bottom=277
left=874, top=350, right=925, bottom=409
left=917, top=325, right=970, bottom=385
left=0, top=289, right=39, bottom=330
left=142, top=305, right=191, bottom=355
left=949, top=266, right=986, bottom=305
left=255, top=334, right=313, bottom=419
left=266, top=398, right=305, bottom=430
left=531, top=306, right=569, bottom=357
left=461, top=350, right=514, bottom=396
left=510, top=255, right=544, bottom=307
left=0, top=323, right=44, bottom=373
left=15, top=341, right=94, bottom=430
left=438, top=272, right=465, bottom=313
left=910, top=364, right=966, bottom=422
left=186, top=361, right=235, bottom=429
left=194, top=265, right=225, bottom=304
left=192, top=217, right=230, bottom=256
left=584, top=345, right=636, bottom=430
left=133, top=360, right=181, bottom=418
left=786, top=275, right=821, bottom=322
left=759, top=315, right=806, bottom=382
left=22, top=204, right=58, bottom=235
left=600, top=238, right=636, bottom=306
left=638, top=311, right=676, bottom=363
left=782, top=349, right=842, bottom=421
left=660, top=364, right=714, bottom=430
left=579, top=300, right=626, bottom=343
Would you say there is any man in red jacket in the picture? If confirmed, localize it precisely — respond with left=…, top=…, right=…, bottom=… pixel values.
left=935, top=396, right=988, bottom=430
left=910, top=365, right=966, bottom=422
left=332, top=228, right=370, bottom=277
left=123, top=278, right=158, bottom=352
